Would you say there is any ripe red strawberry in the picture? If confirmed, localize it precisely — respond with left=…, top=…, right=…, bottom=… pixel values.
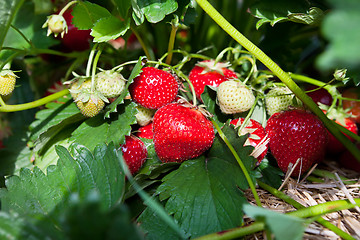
left=322, top=108, right=358, bottom=154
left=265, top=109, right=328, bottom=176
left=189, top=60, right=237, bottom=100
left=153, top=103, right=215, bottom=163
left=135, top=122, right=154, bottom=139
left=129, top=67, right=179, bottom=109
left=342, top=88, right=360, bottom=124
left=306, top=86, right=333, bottom=106
left=121, top=135, right=147, bottom=175
left=230, top=118, right=268, bottom=162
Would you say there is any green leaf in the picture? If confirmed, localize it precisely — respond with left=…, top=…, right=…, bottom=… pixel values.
left=256, top=158, right=284, bottom=189
left=154, top=157, right=247, bottom=238
left=71, top=1, right=112, bottom=30
left=208, top=124, right=257, bottom=173
left=317, top=0, right=360, bottom=84
left=29, top=96, right=83, bottom=143
left=138, top=198, right=184, bottom=240
left=201, top=85, right=228, bottom=127
left=0, top=0, right=25, bottom=49
left=0, top=192, right=145, bottom=240
left=60, top=192, right=145, bottom=240
left=243, top=204, right=306, bottom=240
left=91, top=16, right=130, bottom=42
left=1, top=1, right=57, bottom=59
left=70, top=100, right=137, bottom=151
left=136, top=0, right=178, bottom=23
left=0, top=143, right=125, bottom=218
left=249, top=0, right=314, bottom=29
left=0, top=211, right=25, bottom=239
left=113, top=0, right=132, bottom=19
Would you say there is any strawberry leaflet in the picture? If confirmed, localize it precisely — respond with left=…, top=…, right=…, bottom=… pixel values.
left=71, top=100, right=137, bottom=151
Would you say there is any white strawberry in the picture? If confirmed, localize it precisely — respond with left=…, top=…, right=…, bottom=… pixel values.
left=216, top=80, right=255, bottom=114
left=95, top=70, right=126, bottom=98
left=135, top=105, right=156, bottom=126
left=265, top=86, right=299, bottom=116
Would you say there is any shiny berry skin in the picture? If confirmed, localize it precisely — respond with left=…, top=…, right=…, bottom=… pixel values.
left=135, top=122, right=154, bottom=139
left=230, top=118, right=268, bottom=162
left=326, top=114, right=358, bottom=154
left=342, top=88, right=360, bottom=124
left=60, top=9, right=92, bottom=52
left=121, top=135, right=147, bottom=175
left=306, top=86, right=333, bottom=106
left=265, top=109, right=328, bottom=176
left=153, top=103, right=215, bottom=163
left=129, top=67, right=179, bottom=109
left=189, top=60, right=237, bottom=100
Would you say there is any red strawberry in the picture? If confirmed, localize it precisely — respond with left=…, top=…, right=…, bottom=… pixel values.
left=342, top=88, right=360, bottom=124
left=339, top=143, right=360, bottom=172
left=322, top=108, right=358, bottom=154
left=153, top=103, right=215, bottom=163
left=129, top=67, right=179, bottom=109
left=306, top=86, right=333, bottom=106
left=60, top=9, right=93, bottom=52
left=135, top=122, right=154, bottom=139
left=121, top=135, right=148, bottom=175
left=230, top=118, right=268, bottom=162
left=265, top=109, right=328, bottom=176
left=189, top=60, right=237, bottom=100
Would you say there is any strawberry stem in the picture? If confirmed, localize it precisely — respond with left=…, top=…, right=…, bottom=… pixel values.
left=0, top=96, right=6, bottom=107
left=211, top=119, right=262, bottom=207
left=194, top=198, right=360, bottom=240
left=58, top=0, right=78, bottom=16
left=165, top=16, right=179, bottom=65
left=130, top=26, right=153, bottom=61
left=90, top=45, right=103, bottom=92
left=195, top=0, right=360, bottom=164
left=86, top=43, right=98, bottom=77
left=0, top=89, right=69, bottom=112
left=120, top=150, right=187, bottom=239
left=257, top=181, right=356, bottom=240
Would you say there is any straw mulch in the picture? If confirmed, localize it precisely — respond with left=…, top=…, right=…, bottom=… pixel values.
left=245, top=160, right=360, bottom=240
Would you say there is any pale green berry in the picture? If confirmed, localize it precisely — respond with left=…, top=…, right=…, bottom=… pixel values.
left=135, top=105, right=155, bottom=126
left=265, top=87, right=294, bottom=116
left=95, top=71, right=126, bottom=98
left=216, top=80, right=255, bottom=114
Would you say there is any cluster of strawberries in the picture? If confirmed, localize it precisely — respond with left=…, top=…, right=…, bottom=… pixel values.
left=116, top=60, right=359, bottom=177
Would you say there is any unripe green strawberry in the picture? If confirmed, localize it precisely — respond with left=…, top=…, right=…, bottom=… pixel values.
left=216, top=80, right=255, bottom=114
left=135, top=105, right=156, bottom=126
left=42, top=14, right=68, bottom=38
left=69, top=78, right=92, bottom=100
left=265, top=87, right=296, bottom=116
left=76, top=94, right=105, bottom=118
left=0, top=70, right=18, bottom=96
left=95, top=70, right=126, bottom=98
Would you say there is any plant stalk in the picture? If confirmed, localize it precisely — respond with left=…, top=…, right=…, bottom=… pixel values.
left=211, top=120, right=262, bottom=207
left=0, top=89, right=69, bottom=112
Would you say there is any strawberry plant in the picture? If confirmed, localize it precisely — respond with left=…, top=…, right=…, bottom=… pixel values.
left=1, top=0, right=360, bottom=239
